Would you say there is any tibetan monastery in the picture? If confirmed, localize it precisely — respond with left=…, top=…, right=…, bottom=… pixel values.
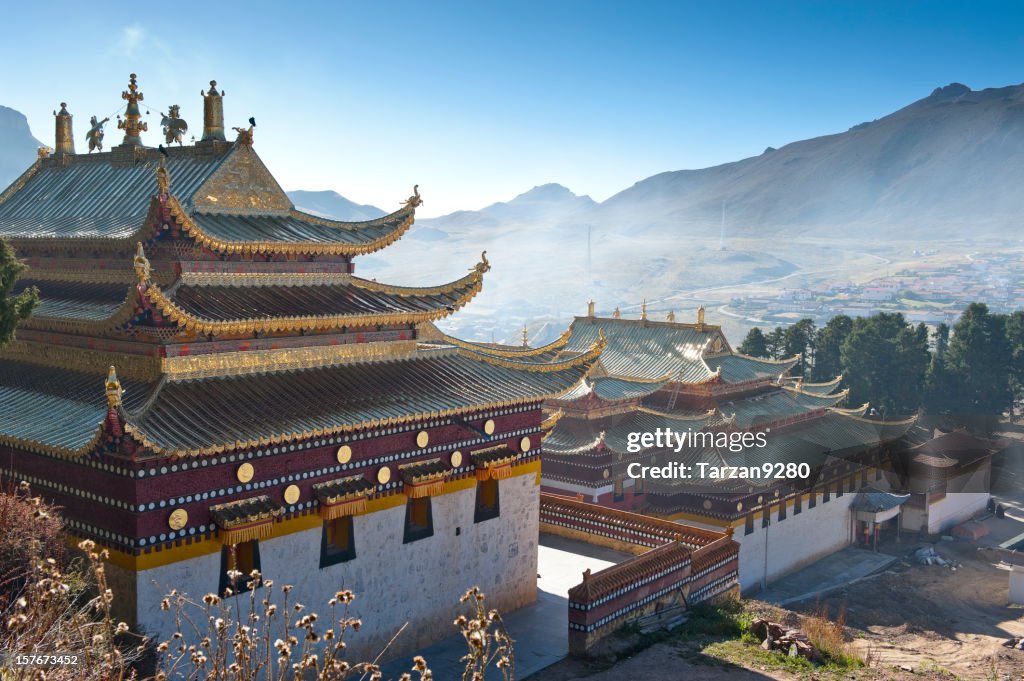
left=540, top=304, right=915, bottom=591
left=0, top=75, right=603, bottom=659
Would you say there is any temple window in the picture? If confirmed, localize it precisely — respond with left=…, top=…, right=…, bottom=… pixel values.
left=613, top=476, right=624, bottom=502
left=218, top=541, right=261, bottom=596
left=808, top=490, right=817, bottom=508
left=403, top=496, right=434, bottom=543
left=761, top=508, right=770, bottom=528
left=836, top=481, right=844, bottom=498
left=778, top=500, right=787, bottom=521
left=319, top=516, right=357, bottom=567
left=744, top=513, right=754, bottom=535
left=823, top=485, right=831, bottom=503
left=794, top=493, right=802, bottom=515
left=474, top=478, right=500, bottom=523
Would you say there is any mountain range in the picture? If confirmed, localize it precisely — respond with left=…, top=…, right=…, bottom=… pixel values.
left=0, top=105, right=42, bottom=190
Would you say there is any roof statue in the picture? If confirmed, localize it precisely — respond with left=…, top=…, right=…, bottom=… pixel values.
left=232, top=123, right=254, bottom=146
left=37, top=146, right=52, bottom=160
left=403, top=184, right=423, bottom=208
left=86, top=115, right=110, bottom=153
left=105, top=366, right=123, bottom=408
left=666, top=310, right=675, bottom=322
left=161, top=105, right=188, bottom=145
left=474, top=250, right=491, bottom=274
left=612, top=307, right=621, bottom=319
left=117, top=73, right=147, bottom=146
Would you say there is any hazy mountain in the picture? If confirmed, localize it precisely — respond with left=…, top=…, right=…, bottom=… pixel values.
left=287, top=190, right=386, bottom=222
left=419, top=183, right=597, bottom=230
left=600, top=83, right=1024, bottom=238
left=0, top=105, right=43, bottom=190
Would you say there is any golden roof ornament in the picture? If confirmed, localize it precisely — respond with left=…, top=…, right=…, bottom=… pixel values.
left=160, top=105, right=188, bottom=145
left=85, top=115, right=110, bottom=153
left=697, top=306, right=706, bottom=326
left=641, top=299, right=648, bottom=321
left=612, top=307, right=620, bottom=319
left=232, top=118, right=255, bottom=146
left=666, top=310, right=676, bottom=322
left=201, top=80, right=226, bottom=141
left=53, top=103, right=75, bottom=155
left=133, top=242, right=151, bottom=283
left=117, top=73, right=148, bottom=146
left=587, top=300, right=595, bottom=317
left=521, top=325, right=529, bottom=347
left=105, top=366, right=123, bottom=408
left=402, top=184, right=424, bottom=209
left=37, top=146, right=53, bottom=161
left=155, top=163, right=170, bottom=195
left=473, top=250, right=491, bottom=274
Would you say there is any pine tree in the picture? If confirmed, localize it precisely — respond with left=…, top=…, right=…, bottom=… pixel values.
left=738, top=327, right=769, bottom=358
left=811, top=315, right=852, bottom=381
left=0, top=239, right=37, bottom=347
left=1007, top=311, right=1024, bottom=422
left=783, top=318, right=816, bottom=378
left=840, top=312, right=928, bottom=416
left=945, top=303, right=1012, bottom=433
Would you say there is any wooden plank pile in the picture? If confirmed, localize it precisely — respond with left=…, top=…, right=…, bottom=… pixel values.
left=750, top=618, right=817, bottom=660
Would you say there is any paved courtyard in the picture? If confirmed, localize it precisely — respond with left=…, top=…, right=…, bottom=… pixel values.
left=757, top=545, right=898, bottom=606
left=380, top=534, right=632, bottom=679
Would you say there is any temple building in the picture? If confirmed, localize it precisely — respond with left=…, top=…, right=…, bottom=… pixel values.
left=0, top=74, right=605, bottom=660
left=540, top=304, right=916, bottom=591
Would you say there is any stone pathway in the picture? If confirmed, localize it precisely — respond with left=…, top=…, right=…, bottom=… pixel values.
left=757, top=546, right=897, bottom=606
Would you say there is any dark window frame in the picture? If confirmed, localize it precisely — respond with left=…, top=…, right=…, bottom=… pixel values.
left=474, top=478, right=500, bottom=523
left=319, top=515, right=357, bottom=568
left=403, top=496, right=434, bottom=543
left=219, top=540, right=262, bottom=596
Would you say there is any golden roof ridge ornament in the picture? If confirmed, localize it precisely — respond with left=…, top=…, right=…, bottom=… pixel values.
left=232, top=118, right=255, bottom=146
left=133, top=242, right=151, bottom=283
left=473, top=250, right=490, bottom=274
left=155, top=163, right=170, bottom=195
left=37, top=146, right=53, bottom=161
left=402, top=184, right=424, bottom=209
left=612, top=307, right=620, bottom=319
left=521, top=325, right=529, bottom=347
left=160, top=105, right=188, bottom=145
left=85, top=115, right=110, bottom=153
left=666, top=310, right=676, bottom=322
left=201, top=80, right=226, bottom=142
left=641, top=299, right=648, bottom=321
left=117, top=73, right=148, bottom=147
left=105, top=366, right=123, bottom=408
left=54, top=102, right=75, bottom=155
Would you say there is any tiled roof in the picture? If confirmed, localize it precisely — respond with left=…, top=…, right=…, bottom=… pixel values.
left=707, top=353, right=798, bottom=384
left=720, top=388, right=846, bottom=429
left=851, top=488, right=910, bottom=513
left=543, top=408, right=715, bottom=456
left=568, top=541, right=692, bottom=604
left=313, top=475, right=377, bottom=504
left=786, top=376, right=843, bottom=395
left=15, top=280, right=131, bottom=322
left=0, top=149, right=227, bottom=240
left=189, top=207, right=413, bottom=248
left=209, top=495, right=282, bottom=529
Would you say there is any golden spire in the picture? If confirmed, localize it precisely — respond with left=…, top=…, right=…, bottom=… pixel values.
left=37, top=146, right=53, bottom=161
left=587, top=300, right=595, bottom=317
left=155, top=163, right=170, bottom=195
left=201, top=80, right=226, bottom=141
left=612, top=307, right=621, bottom=319
left=105, top=366, right=123, bottom=408
left=133, top=242, right=151, bottom=283
left=697, top=306, right=706, bottom=327
left=521, top=325, right=529, bottom=347
left=117, top=73, right=148, bottom=146
left=641, top=299, right=648, bottom=321
left=666, top=310, right=675, bottom=322
left=54, top=102, right=75, bottom=155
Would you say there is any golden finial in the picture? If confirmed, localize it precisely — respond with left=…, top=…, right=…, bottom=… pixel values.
left=155, top=163, right=170, bottom=195
left=587, top=300, right=595, bottom=317
left=596, top=328, right=608, bottom=350
left=201, top=80, right=226, bottom=142
left=105, top=366, right=123, bottom=408
left=403, top=184, right=424, bottom=208
left=117, top=73, right=148, bottom=146
left=54, top=102, right=75, bottom=155
left=133, top=242, right=151, bottom=283
left=641, top=299, right=648, bottom=321
left=521, top=325, right=529, bottom=347
left=697, top=306, right=706, bottom=327
left=474, top=251, right=491, bottom=274
left=612, top=307, right=620, bottom=319
left=37, top=146, right=53, bottom=161
left=666, top=310, right=676, bottom=322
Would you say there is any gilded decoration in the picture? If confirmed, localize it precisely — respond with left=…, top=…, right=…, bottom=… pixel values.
left=160, top=341, right=419, bottom=381
left=191, top=145, right=291, bottom=213
left=117, top=74, right=148, bottom=146
left=416, top=431, right=430, bottom=448
left=283, top=484, right=300, bottom=505
left=236, top=463, right=254, bottom=483
left=402, top=185, right=423, bottom=208
left=437, top=327, right=571, bottom=358
left=455, top=332, right=606, bottom=374
left=0, top=155, right=45, bottom=207
left=105, top=366, right=123, bottom=408
left=519, top=436, right=532, bottom=452
left=450, top=450, right=463, bottom=467
left=376, top=467, right=391, bottom=485
left=0, top=340, right=162, bottom=380
left=168, top=508, right=188, bottom=530
left=336, top=445, right=352, bottom=464
left=483, top=419, right=495, bottom=435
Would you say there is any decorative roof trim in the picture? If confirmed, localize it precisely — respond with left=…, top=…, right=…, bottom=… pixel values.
left=437, top=328, right=572, bottom=358
left=456, top=332, right=606, bottom=374
left=782, top=385, right=850, bottom=400
left=728, top=351, right=801, bottom=366
left=174, top=196, right=417, bottom=256
left=19, top=283, right=142, bottom=335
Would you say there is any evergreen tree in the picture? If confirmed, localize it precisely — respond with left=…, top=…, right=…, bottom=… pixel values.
left=0, top=239, right=37, bottom=347
left=765, top=327, right=785, bottom=359
left=783, top=318, right=816, bottom=378
left=840, top=312, right=928, bottom=416
left=811, top=314, right=852, bottom=381
left=924, top=323, right=955, bottom=415
left=738, top=327, right=769, bottom=358
left=1007, top=311, right=1024, bottom=422
left=945, top=303, right=1012, bottom=432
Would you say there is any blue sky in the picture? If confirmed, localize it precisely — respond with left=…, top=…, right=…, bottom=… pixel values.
left=2, top=1, right=1021, bottom=216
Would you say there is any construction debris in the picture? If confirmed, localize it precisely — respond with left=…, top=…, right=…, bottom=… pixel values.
left=913, top=546, right=961, bottom=568
left=750, top=619, right=818, bottom=660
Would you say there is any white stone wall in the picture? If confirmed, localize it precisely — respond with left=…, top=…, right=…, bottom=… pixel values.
left=733, top=493, right=854, bottom=593
left=1009, top=566, right=1024, bottom=605
left=926, top=491, right=990, bottom=534
left=133, top=475, right=539, bottom=664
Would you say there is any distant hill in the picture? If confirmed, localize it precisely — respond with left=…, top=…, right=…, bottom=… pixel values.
left=287, top=190, right=386, bottom=222
left=0, top=105, right=43, bottom=190
left=600, top=83, right=1024, bottom=238
left=420, top=183, right=597, bottom=230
